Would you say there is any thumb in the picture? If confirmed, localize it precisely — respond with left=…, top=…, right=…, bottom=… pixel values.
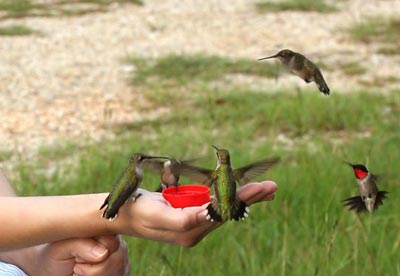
left=53, top=238, right=109, bottom=264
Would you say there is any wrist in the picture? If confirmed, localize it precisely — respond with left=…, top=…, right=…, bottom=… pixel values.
left=100, top=189, right=151, bottom=238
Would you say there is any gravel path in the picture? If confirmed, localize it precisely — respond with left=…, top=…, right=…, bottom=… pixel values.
left=0, top=0, right=399, bottom=159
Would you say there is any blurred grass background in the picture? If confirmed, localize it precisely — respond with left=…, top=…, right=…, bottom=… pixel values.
left=2, top=0, right=400, bottom=275
left=12, top=53, right=400, bottom=275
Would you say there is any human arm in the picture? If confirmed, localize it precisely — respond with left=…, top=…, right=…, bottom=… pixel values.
left=0, top=169, right=130, bottom=276
left=0, top=169, right=16, bottom=196
left=0, top=178, right=277, bottom=250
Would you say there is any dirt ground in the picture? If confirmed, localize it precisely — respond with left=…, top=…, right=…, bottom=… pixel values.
left=0, top=0, right=399, bottom=162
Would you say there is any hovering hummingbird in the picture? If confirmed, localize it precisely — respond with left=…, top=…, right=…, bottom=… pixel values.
left=343, top=162, right=388, bottom=213
left=181, top=145, right=280, bottom=222
left=100, top=153, right=167, bottom=221
left=258, top=49, right=330, bottom=95
left=146, top=157, right=192, bottom=192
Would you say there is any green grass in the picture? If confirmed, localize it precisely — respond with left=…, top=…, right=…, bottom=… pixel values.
left=10, top=88, right=400, bottom=275
left=0, top=24, right=36, bottom=36
left=0, top=0, right=46, bottom=18
left=359, top=76, right=400, bottom=88
left=339, top=61, right=367, bottom=76
left=256, top=0, right=337, bottom=13
left=0, top=150, right=12, bottom=162
left=0, top=0, right=142, bottom=19
left=128, top=54, right=279, bottom=86
left=348, top=17, right=400, bottom=44
left=6, top=53, right=400, bottom=275
left=377, top=46, right=399, bottom=56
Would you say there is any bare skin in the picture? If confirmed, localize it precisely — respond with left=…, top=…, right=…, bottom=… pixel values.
left=0, top=169, right=277, bottom=275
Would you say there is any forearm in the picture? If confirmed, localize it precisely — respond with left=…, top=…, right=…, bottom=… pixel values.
left=0, top=193, right=118, bottom=250
left=0, top=170, right=16, bottom=196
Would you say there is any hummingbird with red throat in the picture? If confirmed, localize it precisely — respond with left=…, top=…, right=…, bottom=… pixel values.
left=343, top=162, right=388, bottom=213
left=258, top=49, right=330, bottom=95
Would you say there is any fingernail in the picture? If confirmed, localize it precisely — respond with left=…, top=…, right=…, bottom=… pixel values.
left=91, top=245, right=108, bottom=258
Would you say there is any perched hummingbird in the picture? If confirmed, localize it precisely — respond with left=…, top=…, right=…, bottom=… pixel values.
left=181, top=145, right=280, bottom=222
left=258, top=49, right=330, bottom=95
left=100, top=153, right=167, bottom=221
left=146, top=158, right=187, bottom=192
left=343, top=162, right=388, bottom=213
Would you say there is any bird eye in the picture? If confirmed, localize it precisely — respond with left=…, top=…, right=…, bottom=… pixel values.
left=368, top=193, right=372, bottom=199
left=362, top=196, right=366, bottom=200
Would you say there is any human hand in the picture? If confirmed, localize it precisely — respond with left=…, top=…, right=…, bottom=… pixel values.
left=111, top=180, right=277, bottom=247
left=33, top=235, right=130, bottom=276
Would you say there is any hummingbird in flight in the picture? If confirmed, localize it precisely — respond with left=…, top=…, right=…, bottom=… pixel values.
left=100, top=153, right=167, bottom=221
left=146, top=157, right=194, bottom=192
left=181, top=145, right=280, bottom=222
left=258, top=49, right=330, bottom=95
left=343, top=162, right=388, bottom=213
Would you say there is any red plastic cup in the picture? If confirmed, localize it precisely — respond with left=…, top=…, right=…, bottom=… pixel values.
left=162, top=184, right=210, bottom=208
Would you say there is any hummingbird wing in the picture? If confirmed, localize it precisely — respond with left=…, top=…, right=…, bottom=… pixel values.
left=370, top=173, right=379, bottom=183
left=343, top=191, right=388, bottom=213
left=343, top=195, right=366, bottom=213
left=374, top=191, right=388, bottom=210
left=179, top=164, right=214, bottom=186
left=233, top=157, right=280, bottom=186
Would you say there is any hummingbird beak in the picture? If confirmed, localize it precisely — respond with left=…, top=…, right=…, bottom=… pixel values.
left=211, top=145, right=220, bottom=151
left=258, top=54, right=279, bottom=61
left=343, top=160, right=355, bottom=168
left=143, top=155, right=169, bottom=160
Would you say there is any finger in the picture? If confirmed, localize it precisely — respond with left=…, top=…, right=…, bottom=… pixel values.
left=143, top=203, right=210, bottom=232
left=95, top=235, right=121, bottom=254
left=74, top=238, right=130, bottom=276
left=140, top=218, right=220, bottom=247
left=52, top=238, right=109, bottom=264
left=237, top=181, right=277, bottom=205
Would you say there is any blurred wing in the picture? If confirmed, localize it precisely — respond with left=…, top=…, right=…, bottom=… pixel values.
left=234, top=157, right=280, bottom=186
left=370, top=173, right=379, bottom=183
left=374, top=191, right=388, bottom=210
left=343, top=195, right=366, bottom=213
left=179, top=164, right=214, bottom=186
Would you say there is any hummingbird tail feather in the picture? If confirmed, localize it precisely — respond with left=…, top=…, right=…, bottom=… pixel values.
left=102, top=207, right=118, bottom=220
left=231, top=198, right=248, bottom=221
left=206, top=199, right=223, bottom=222
left=315, top=73, right=330, bottom=95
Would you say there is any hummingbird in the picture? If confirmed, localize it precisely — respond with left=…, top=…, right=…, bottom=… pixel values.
left=100, top=153, right=167, bottom=221
left=146, top=157, right=188, bottom=192
left=258, top=49, right=330, bottom=95
left=343, top=162, right=388, bottom=213
left=180, top=145, right=280, bottom=222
